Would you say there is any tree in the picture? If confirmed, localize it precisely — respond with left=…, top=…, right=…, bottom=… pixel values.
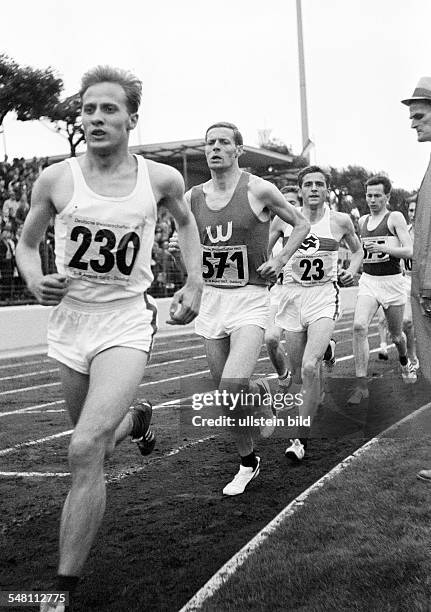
left=0, top=54, right=63, bottom=127
left=329, top=166, right=413, bottom=216
left=329, top=165, right=373, bottom=214
left=44, top=93, right=85, bottom=157
left=390, top=187, right=411, bottom=216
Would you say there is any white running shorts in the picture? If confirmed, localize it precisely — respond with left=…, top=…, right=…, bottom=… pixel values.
left=275, top=282, right=341, bottom=332
left=358, top=273, right=407, bottom=309
left=48, top=294, right=158, bottom=374
left=195, top=284, right=270, bottom=339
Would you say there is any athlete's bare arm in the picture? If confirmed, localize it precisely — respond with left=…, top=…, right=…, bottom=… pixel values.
left=152, top=164, right=203, bottom=324
left=361, top=211, right=413, bottom=259
left=250, top=180, right=309, bottom=281
left=267, top=216, right=287, bottom=255
left=337, top=213, right=363, bottom=286
left=15, top=165, right=69, bottom=306
left=386, top=212, right=413, bottom=258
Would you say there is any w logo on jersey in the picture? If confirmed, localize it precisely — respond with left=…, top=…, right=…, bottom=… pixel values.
left=206, top=222, right=233, bottom=244
left=298, top=234, right=320, bottom=255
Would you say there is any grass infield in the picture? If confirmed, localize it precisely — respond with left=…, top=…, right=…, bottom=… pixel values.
left=198, top=407, right=431, bottom=612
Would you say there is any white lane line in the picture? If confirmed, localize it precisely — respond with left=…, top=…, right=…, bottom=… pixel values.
left=0, top=395, right=198, bottom=454
left=1, top=338, right=369, bottom=398
left=179, top=398, right=430, bottom=612
left=152, top=343, right=204, bottom=357
left=0, top=381, right=60, bottom=397
left=0, top=336, right=388, bottom=441
left=0, top=430, right=74, bottom=456
left=107, top=435, right=217, bottom=483
left=154, top=336, right=201, bottom=348
left=0, top=329, right=388, bottom=412
left=0, top=358, right=51, bottom=371
left=22, top=410, right=66, bottom=414
left=0, top=368, right=58, bottom=382
left=0, top=471, right=71, bottom=477
left=0, top=351, right=207, bottom=397
left=138, top=368, right=210, bottom=388
left=0, top=320, right=360, bottom=395
left=0, top=435, right=217, bottom=479
left=336, top=343, right=394, bottom=363
left=0, top=335, right=386, bottom=412
left=0, top=337, right=202, bottom=372
left=334, top=322, right=377, bottom=334
left=0, top=400, right=64, bottom=418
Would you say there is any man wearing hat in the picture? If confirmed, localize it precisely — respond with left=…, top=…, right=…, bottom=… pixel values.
left=402, top=77, right=431, bottom=482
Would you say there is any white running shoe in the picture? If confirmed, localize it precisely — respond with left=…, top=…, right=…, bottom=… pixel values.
left=417, top=469, right=431, bottom=483
left=401, top=360, right=417, bottom=384
left=285, top=439, right=306, bottom=462
left=411, top=358, right=420, bottom=372
left=223, top=457, right=261, bottom=496
left=278, top=370, right=292, bottom=390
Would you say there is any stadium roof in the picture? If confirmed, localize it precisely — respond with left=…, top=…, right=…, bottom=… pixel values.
left=130, top=138, right=293, bottom=167
left=129, top=139, right=294, bottom=188
left=48, top=138, right=295, bottom=188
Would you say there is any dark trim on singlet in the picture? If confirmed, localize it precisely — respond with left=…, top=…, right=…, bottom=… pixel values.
left=143, top=291, right=158, bottom=355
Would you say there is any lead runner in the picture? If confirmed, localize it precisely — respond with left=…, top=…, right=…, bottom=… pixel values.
left=16, top=65, right=203, bottom=612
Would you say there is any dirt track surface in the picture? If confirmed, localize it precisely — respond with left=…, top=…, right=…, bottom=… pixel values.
left=1, top=313, right=430, bottom=611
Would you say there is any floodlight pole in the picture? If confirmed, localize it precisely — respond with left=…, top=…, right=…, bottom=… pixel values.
left=0, top=125, right=7, bottom=160
left=296, top=0, right=310, bottom=161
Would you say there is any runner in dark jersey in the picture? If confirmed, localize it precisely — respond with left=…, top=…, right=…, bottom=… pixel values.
left=348, top=175, right=414, bottom=405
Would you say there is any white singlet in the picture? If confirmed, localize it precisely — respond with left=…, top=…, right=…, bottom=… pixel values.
left=54, top=155, right=157, bottom=303
left=283, top=206, right=339, bottom=286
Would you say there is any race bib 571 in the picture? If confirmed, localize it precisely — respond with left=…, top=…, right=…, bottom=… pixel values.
left=201, top=244, right=249, bottom=287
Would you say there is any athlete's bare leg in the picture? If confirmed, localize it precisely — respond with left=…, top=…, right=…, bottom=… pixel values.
left=58, top=363, right=138, bottom=445
left=377, top=306, right=389, bottom=359
left=265, top=305, right=289, bottom=377
left=205, top=325, right=265, bottom=457
left=58, top=347, right=148, bottom=576
left=385, top=304, right=407, bottom=359
left=284, top=329, right=307, bottom=386
left=299, top=318, right=336, bottom=425
left=403, top=301, right=418, bottom=365
left=352, top=295, right=380, bottom=378
left=349, top=295, right=379, bottom=403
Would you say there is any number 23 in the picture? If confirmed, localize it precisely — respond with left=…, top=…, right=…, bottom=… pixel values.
left=299, top=258, right=324, bottom=281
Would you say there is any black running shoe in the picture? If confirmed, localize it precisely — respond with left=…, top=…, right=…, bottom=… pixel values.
left=130, top=400, right=156, bottom=456
left=323, top=338, right=336, bottom=369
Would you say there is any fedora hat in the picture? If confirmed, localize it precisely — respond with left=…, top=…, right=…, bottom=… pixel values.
left=402, top=76, right=431, bottom=105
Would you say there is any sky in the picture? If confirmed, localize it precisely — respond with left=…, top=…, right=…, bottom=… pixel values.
left=2, top=0, right=431, bottom=190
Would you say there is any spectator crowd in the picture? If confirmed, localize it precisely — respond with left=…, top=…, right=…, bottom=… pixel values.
left=0, top=155, right=185, bottom=304
left=0, top=155, right=414, bottom=305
